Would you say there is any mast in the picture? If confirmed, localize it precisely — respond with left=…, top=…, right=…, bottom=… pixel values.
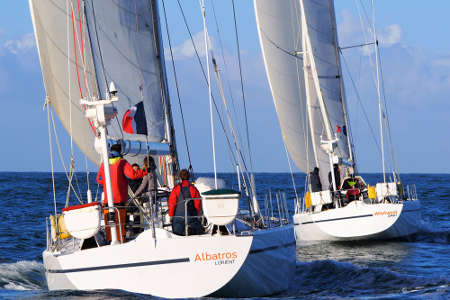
left=151, top=0, right=179, bottom=186
left=200, top=0, right=218, bottom=189
left=299, top=0, right=337, bottom=191
left=329, top=0, right=355, bottom=167
left=299, top=0, right=320, bottom=171
left=370, top=0, right=386, bottom=183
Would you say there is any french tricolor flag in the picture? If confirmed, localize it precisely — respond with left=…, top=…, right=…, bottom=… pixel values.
left=122, top=101, right=148, bottom=135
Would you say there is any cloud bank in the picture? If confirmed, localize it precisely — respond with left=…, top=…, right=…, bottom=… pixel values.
left=4, top=33, right=35, bottom=55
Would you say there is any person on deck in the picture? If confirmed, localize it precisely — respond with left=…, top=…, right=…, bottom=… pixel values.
left=96, top=143, right=146, bottom=242
left=309, top=167, right=322, bottom=192
left=168, top=169, right=203, bottom=236
left=128, top=163, right=143, bottom=193
left=135, top=156, right=157, bottom=202
left=328, top=164, right=341, bottom=191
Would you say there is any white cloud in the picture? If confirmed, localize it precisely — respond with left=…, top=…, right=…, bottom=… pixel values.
left=4, top=33, right=35, bottom=55
left=338, top=10, right=402, bottom=56
left=165, top=31, right=214, bottom=60
left=378, top=24, right=402, bottom=46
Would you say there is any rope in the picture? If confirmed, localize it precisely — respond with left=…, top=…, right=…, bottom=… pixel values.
left=46, top=98, right=58, bottom=219
left=50, top=109, right=83, bottom=203
left=283, top=143, right=300, bottom=204
left=175, top=0, right=254, bottom=193
left=378, top=48, right=400, bottom=180
left=161, top=0, right=193, bottom=170
left=211, top=1, right=242, bottom=141
left=70, top=1, right=96, bottom=135
left=231, top=0, right=255, bottom=182
left=339, top=51, right=381, bottom=154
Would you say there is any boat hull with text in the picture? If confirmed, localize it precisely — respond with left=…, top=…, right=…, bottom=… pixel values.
left=294, top=200, right=421, bottom=242
left=44, top=226, right=295, bottom=298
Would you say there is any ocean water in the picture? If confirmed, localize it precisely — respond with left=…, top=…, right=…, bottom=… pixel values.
left=0, top=172, right=448, bottom=299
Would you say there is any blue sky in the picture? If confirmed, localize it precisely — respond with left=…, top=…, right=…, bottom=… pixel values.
left=0, top=1, right=449, bottom=173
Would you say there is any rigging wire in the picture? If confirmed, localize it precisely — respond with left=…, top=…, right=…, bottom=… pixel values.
left=160, top=0, right=193, bottom=171
left=174, top=0, right=254, bottom=186
left=50, top=109, right=83, bottom=203
left=377, top=48, right=400, bottom=180
left=230, top=0, right=256, bottom=188
left=70, top=1, right=96, bottom=135
left=283, top=143, right=300, bottom=204
left=133, top=0, right=146, bottom=103
left=370, top=0, right=386, bottom=182
left=46, top=99, right=58, bottom=220
left=199, top=0, right=218, bottom=188
left=210, top=1, right=243, bottom=145
left=340, top=50, right=381, bottom=154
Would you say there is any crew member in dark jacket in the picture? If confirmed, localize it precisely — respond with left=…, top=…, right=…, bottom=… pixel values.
left=168, top=169, right=203, bottom=236
left=328, top=164, right=341, bottom=191
left=309, top=167, right=322, bottom=192
left=128, top=163, right=143, bottom=193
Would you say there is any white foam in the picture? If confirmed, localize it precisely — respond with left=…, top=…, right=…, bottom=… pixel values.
left=0, top=260, right=45, bottom=291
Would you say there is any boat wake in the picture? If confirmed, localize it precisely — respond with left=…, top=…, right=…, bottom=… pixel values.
left=287, top=260, right=449, bottom=298
left=0, top=261, right=46, bottom=291
left=406, top=219, right=450, bottom=244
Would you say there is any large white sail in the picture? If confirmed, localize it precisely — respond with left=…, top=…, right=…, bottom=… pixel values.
left=29, top=0, right=101, bottom=164
left=30, top=0, right=169, bottom=166
left=84, top=0, right=167, bottom=143
left=254, top=0, right=315, bottom=175
left=255, top=0, right=352, bottom=186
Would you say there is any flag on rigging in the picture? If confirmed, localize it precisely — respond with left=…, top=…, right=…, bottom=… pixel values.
left=122, top=101, right=148, bottom=135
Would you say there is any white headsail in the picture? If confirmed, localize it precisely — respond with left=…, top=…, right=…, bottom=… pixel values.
left=30, top=0, right=170, bottom=166
left=255, top=0, right=352, bottom=186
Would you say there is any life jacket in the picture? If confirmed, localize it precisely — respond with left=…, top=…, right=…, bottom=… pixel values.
left=174, top=184, right=198, bottom=219
left=346, top=188, right=360, bottom=201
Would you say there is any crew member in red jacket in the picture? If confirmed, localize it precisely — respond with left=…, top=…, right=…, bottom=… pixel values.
left=96, top=143, right=146, bottom=242
left=168, top=169, right=203, bottom=235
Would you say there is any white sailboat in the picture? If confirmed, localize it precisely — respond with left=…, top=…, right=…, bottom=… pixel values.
left=30, top=0, right=294, bottom=297
left=254, top=0, right=421, bottom=242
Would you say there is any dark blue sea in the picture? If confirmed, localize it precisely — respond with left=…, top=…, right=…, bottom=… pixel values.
left=0, top=172, right=448, bottom=299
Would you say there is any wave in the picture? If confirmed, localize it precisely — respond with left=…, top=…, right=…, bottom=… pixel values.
left=405, top=219, right=450, bottom=244
left=289, top=260, right=449, bottom=298
left=0, top=261, right=46, bottom=291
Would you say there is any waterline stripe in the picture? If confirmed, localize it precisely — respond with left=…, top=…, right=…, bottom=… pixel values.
left=298, top=214, right=373, bottom=225
left=46, top=258, right=189, bottom=273
left=296, top=207, right=422, bottom=225
left=249, top=241, right=295, bottom=255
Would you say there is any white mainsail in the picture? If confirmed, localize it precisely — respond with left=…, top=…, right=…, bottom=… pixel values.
left=30, top=0, right=169, bottom=166
left=255, top=0, right=352, bottom=185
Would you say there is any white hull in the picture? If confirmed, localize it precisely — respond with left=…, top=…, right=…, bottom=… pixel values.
left=294, top=200, right=421, bottom=242
left=44, top=226, right=295, bottom=298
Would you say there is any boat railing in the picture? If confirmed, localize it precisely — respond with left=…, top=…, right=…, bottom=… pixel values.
left=263, top=190, right=290, bottom=228
left=405, top=184, right=418, bottom=200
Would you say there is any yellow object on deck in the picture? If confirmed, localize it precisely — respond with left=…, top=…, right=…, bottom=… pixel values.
left=305, top=192, right=312, bottom=208
left=397, top=181, right=404, bottom=198
left=50, top=214, right=71, bottom=241
left=368, top=185, right=377, bottom=199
